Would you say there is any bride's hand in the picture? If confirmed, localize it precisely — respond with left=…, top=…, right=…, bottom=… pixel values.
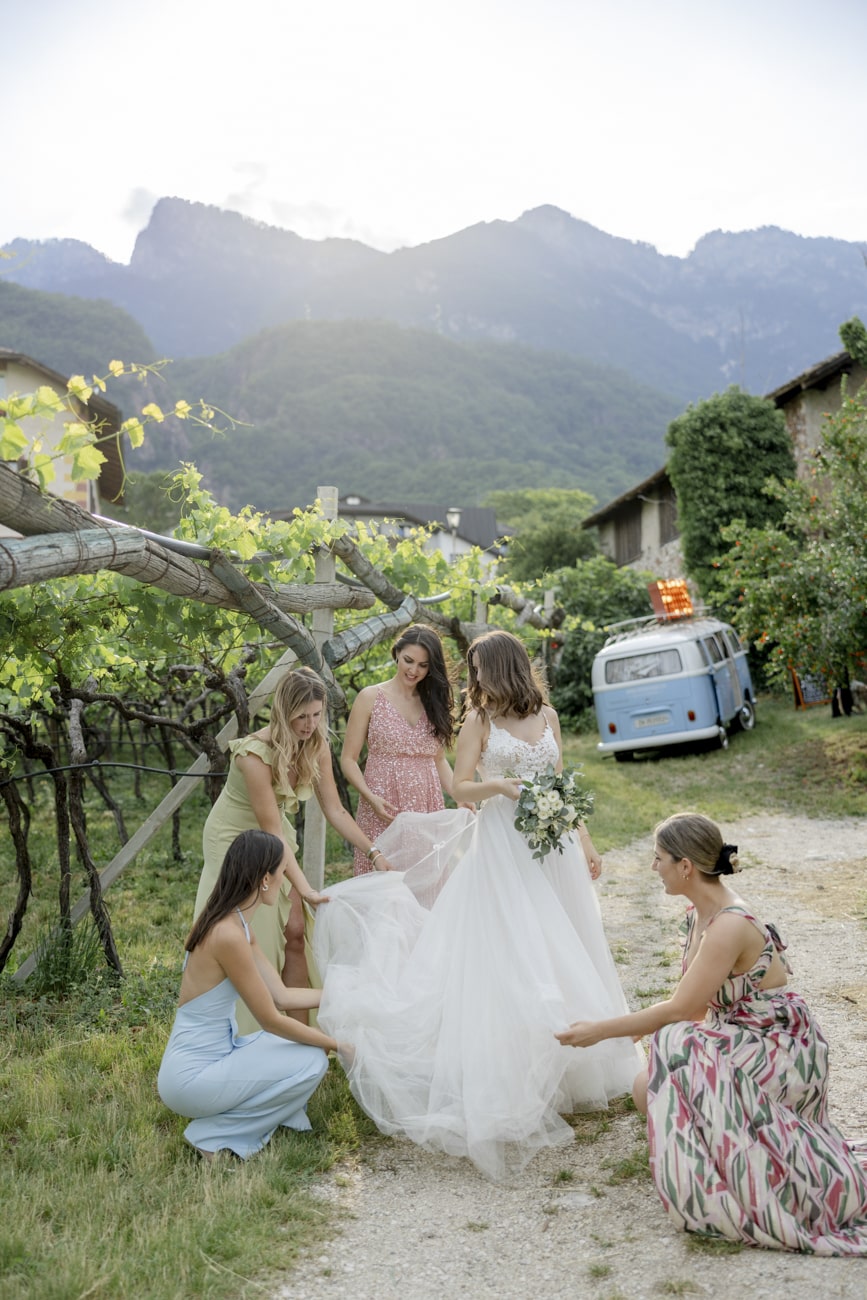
left=499, top=778, right=523, bottom=801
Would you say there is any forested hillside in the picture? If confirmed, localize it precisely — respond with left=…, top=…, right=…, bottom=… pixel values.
left=0, top=279, right=156, bottom=378
left=144, top=320, right=682, bottom=507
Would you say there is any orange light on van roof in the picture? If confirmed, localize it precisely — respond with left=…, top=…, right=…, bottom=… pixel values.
left=648, top=579, right=694, bottom=621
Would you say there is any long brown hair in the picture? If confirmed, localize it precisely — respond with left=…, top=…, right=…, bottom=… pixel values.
left=391, top=624, right=456, bottom=746
left=186, top=829, right=284, bottom=952
left=465, top=629, right=546, bottom=721
left=269, top=667, right=329, bottom=791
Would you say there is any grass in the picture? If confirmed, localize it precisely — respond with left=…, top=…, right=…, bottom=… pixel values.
left=0, top=690, right=863, bottom=1295
left=562, top=692, right=867, bottom=853
left=0, top=770, right=374, bottom=1300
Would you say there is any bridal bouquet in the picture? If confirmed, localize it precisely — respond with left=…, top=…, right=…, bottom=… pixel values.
left=512, top=764, right=594, bottom=860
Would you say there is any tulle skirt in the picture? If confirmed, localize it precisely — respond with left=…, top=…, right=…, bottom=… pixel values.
left=314, top=802, right=642, bottom=1182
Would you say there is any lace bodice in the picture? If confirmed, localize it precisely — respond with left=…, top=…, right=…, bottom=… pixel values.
left=478, top=718, right=560, bottom=781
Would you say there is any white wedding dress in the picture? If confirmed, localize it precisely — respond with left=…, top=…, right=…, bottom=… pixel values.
left=314, top=720, right=642, bottom=1181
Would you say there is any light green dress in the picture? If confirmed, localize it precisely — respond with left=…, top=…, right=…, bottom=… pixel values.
left=193, top=736, right=313, bottom=1034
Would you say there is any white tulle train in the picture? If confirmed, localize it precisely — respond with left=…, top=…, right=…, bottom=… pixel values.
left=314, top=802, right=642, bottom=1182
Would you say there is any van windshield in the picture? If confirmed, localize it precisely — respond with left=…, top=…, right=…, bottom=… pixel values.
left=605, top=648, right=683, bottom=683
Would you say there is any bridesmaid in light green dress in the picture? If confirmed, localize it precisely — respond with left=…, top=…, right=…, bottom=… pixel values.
left=193, top=667, right=392, bottom=1034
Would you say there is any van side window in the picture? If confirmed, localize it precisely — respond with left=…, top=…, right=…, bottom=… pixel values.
left=703, top=636, right=724, bottom=664
left=725, top=629, right=743, bottom=656
left=605, top=649, right=683, bottom=683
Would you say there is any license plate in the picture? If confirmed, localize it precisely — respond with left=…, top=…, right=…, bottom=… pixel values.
left=634, top=712, right=670, bottom=728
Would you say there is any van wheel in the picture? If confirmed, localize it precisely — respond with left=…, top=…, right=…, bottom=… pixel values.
left=734, top=699, right=756, bottom=732
left=614, top=750, right=634, bottom=763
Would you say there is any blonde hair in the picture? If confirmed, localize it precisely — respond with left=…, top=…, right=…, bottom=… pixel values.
left=466, top=629, right=546, bottom=721
left=269, top=667, right=329, bottom=791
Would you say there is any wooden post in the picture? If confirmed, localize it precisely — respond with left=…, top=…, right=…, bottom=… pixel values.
left=303, top=487, right=338, bottom=890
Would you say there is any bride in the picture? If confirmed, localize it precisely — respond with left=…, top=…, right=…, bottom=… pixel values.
left=314, top=629, right=641, bottom=1181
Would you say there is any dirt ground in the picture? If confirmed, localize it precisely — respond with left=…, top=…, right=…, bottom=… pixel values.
left=272, top=814, right=867, bottom=1300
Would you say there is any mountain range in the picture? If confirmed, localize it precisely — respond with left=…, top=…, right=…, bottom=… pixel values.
left=2, top=199, right=865, bottom=509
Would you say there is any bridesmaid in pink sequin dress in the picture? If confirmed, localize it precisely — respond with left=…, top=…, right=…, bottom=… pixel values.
left=341, top=626, right=463, bottom=876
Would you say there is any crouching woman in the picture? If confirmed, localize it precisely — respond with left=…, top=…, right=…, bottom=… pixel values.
left=158, top=829, right=338, bottom=1160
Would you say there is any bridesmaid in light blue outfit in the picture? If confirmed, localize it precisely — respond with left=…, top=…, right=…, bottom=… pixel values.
left=158, top=829, right=337, bottom=1160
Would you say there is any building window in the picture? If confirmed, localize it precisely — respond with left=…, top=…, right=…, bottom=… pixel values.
left=615, top=502, right=642, bottom=565
left=659, top=482, right=679, bottom=545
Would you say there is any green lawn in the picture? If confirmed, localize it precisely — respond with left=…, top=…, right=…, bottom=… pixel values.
left=563, top=693, right=867, bottom=853
left=1, top=692, right=865, bottom=1298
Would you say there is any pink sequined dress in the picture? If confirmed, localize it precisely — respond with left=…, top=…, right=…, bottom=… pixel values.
left=353, top=689, right=445, bottom=875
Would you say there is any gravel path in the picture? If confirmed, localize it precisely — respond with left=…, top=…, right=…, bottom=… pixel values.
left=274, top=814, right=867, bottom=1300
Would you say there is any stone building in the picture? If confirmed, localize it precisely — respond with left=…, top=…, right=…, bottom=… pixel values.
left=583, top=348, right=865, bottom=577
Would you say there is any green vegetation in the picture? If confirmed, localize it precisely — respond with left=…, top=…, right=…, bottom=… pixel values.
left=0, top=781, right=377, bottom=1300
left=481, top=487, right=600, bottom=580
left=2, top=694, right=861, bottom=1296
left=0, top=278, right=156, bottom=376
left=550, top=557, right=657, bottom=728
left=718, top=366, right=867, bottom=688
left=563, top=694, right=867, bottom=853
left=665, top=386, right=795, bottom=597
left=156, top=320, right=680, bottom=509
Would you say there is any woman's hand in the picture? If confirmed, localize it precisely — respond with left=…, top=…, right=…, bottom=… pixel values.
left=302, top=889, right=330, bottom=908
left=555, top=1020, right=602, bottom=1048
left=372, top=852, right=395, bottom=872
left=366, top=793, right=398, bottom=823
left=456, top=800, right=478, bottom=813
left=499, top=777, right=523, bottom=801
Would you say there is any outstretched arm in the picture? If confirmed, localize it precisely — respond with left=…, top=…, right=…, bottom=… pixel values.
left=235, top=752, right=325, bottom=903
left=555, top=913, right=755, bottom=1047
left=213, top=927, right=337, bottom=1051
left=316, top=737, right=395, bottom=871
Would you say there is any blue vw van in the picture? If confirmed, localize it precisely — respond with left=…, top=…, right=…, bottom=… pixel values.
left=592, top=616, right=755, bottom=761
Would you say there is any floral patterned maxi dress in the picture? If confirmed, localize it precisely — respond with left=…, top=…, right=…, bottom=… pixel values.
left=646, top=905, right=867, bottom=1253
left=352, top=689, right=444, bottom=876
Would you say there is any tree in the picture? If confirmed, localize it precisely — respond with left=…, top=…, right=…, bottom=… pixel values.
left=840, top=317, right=867, bottom=367
left=483, top=487, right=599, bottom=581
left=665, top=387, right=795, bottom=596
left=548, top=556, right=656, bottom=727
left=716, top=377, right=867, bottom=688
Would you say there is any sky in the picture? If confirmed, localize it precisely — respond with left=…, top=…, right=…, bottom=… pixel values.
left=3, top=0, right=866, bottom=265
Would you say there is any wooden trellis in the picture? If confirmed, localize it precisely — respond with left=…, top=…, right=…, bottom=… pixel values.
left=0, top=463, right=564, bottom=979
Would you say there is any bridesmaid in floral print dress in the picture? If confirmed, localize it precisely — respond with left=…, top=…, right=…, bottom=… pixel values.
left=341, top=626, right=467, bottom=876
left=557, top=812, right=867, bottom=1254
